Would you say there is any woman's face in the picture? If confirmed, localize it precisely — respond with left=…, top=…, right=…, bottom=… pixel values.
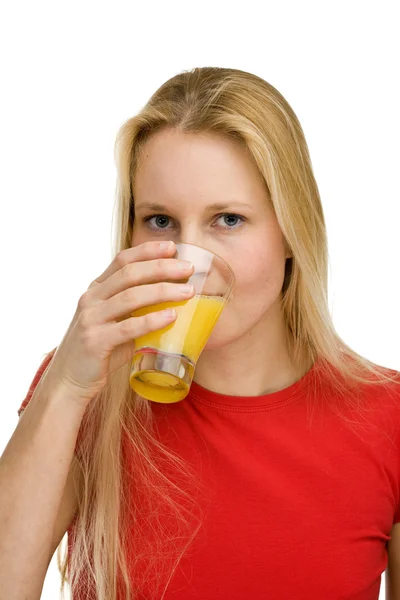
left=131, top=128, right=292, bottom=349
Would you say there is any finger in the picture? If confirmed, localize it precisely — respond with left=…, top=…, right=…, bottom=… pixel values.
left=95, top=281, right=195, bottom=324
left=105, top=307, right=178, bottom=349
left=89, top=241, right=176, bottom=288
left=93, top=257, right=194, bottom=303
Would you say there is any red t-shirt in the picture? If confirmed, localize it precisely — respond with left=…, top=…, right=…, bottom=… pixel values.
left=19, top=354, right=400, bottom=599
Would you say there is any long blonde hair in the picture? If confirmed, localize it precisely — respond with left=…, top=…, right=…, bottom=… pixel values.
left=52, top=66, right=400, bottom=600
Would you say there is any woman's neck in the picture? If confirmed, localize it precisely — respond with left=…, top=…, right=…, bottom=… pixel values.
left=193, top=311, right=308, bottom=397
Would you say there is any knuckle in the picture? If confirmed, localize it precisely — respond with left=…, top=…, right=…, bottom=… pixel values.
left=154, top=258, right=165, bottom=275
left=115, top=250, right=129, bottom=269
left=120, top=317, right=133, bottom=335
left=120, top=287, right=135, bottom=303
left=158, top=281, right=170, bottom=296
left=142, top=312, right=156, bottom=327
left=78, top=291, right=90, bottom=310
left=121, top=262, right=134, bottom=281
left=87, top=280, right=97, bottom=291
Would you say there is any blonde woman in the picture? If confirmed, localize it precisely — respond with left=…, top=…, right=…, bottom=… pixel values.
left=1, top=67, right=400, bottom=600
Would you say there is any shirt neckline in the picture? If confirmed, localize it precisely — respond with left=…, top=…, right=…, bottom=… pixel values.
left=188, top=358, right=320, bottom=411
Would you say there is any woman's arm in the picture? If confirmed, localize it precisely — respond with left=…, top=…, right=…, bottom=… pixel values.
left=0, top=377, right=87, bottom=600
left=386, top=522, right=400, bottom=600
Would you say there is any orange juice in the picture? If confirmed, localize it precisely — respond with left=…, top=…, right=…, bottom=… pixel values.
left=129, top=294, right=226, bottom=403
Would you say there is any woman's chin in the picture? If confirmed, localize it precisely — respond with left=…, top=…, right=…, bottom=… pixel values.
left=203, top=322, right=235, bottom=350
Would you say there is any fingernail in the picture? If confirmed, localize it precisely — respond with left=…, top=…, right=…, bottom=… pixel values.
left=161, top=308, right=176, bottom=318
left=180, top=284, right=194, bottom=294
left=160, top=241, right=174, bottom=249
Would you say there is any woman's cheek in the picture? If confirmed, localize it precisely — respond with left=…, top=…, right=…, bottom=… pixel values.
left=233, top=256, right=270, bottom=290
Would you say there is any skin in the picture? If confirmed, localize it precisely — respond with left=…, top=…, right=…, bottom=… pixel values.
left=131, top=128, right=307, bottom=397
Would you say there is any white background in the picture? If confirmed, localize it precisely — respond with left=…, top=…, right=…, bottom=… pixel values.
left=0, top=1, right=398, bottom=598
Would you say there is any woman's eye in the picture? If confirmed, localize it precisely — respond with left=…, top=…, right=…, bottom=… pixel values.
left=216, top=214, right=244, bottom=228
left=143, top=213, right=245, bottom=231
left=145, top=215, right=171, bottom=229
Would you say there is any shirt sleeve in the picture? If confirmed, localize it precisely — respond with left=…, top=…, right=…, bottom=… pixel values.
left=18, top=348, right=57, bottom=417
left=393, top=508, right=400, bottom=525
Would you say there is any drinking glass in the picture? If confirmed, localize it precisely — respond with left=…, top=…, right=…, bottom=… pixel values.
left=129, top=242, right=235, bottom=403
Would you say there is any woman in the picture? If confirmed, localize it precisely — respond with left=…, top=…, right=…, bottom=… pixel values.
left=4, top=66, right=400, bottom=600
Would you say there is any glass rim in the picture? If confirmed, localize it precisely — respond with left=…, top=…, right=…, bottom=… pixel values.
left=173, top=241, right=235, bottom=281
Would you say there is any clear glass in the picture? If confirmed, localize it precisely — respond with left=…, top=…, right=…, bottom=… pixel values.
left=129, top=242, right=235, bottom=403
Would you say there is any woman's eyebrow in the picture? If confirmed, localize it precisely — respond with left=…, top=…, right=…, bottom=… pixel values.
left=134, top=201, right=253, bottom=212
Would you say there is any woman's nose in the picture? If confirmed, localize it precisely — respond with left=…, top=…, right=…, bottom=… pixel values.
left=174, top=238, right=214, bottom=275
left=176, top=229, right=204, bottom=249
